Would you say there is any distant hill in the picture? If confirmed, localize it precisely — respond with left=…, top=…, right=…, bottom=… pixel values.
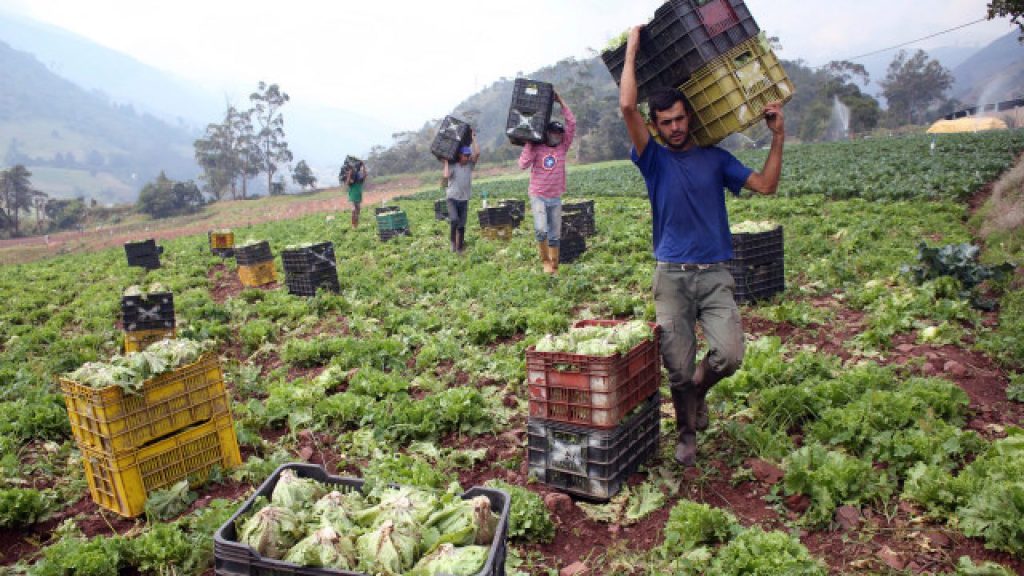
left=0, top=10, right=396, bottom=175
left=0, top=41, right=198, bottom=204
left=952, top=31, right=1024, bottom=105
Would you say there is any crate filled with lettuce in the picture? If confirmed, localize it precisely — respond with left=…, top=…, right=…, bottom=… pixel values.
left=527, top=320, right=660, bottom=428
left=726, top=220, right=785, bottom=303
left=215, top=463, right=510, bottom=576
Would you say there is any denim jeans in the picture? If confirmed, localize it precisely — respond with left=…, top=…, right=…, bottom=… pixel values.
left=653, top=263, right=745, bottom=391
left=530, top=196, right=562, bottom=247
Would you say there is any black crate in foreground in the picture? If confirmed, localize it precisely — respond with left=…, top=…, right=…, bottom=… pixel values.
left=528, top=393, right=660, bottom=501
left=124, top=240, right=163, bottom=270
left=286, top=268, right=340, bottom=298
left=281, top=242, right=336, bottom=274
left=478, top=206, right=514, bottom=228
left=726, top=257, right=784, bottom=304
left=559, top=232, right=587, bottom=264
left=213, top=463, right=510, bottom=576
left=234, top=241, right=273, bottom=266
left=121, top=292, right=175, bottom=332
left=730, top=225, right=783, bottom=266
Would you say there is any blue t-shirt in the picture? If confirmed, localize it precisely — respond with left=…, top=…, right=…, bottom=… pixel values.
left=631, top=138, right=753, bottom=263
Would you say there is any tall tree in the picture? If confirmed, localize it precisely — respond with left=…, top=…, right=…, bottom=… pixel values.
left=194, top=106, right=260, bottom=200
left=249, top=82, right=293, bottom=196
left=292, top=160, right=317, bottom=190
left=988, top=0, right=1024, bottom=40
left=880, top=50, right=954, bottom=126
left=0, top=165, right=43, bottom=235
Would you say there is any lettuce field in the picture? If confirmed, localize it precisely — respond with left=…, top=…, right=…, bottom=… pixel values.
left=1, top=131, right=1024, bottom=575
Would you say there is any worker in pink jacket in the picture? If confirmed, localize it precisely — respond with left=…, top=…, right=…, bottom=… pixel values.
left=518, top=92, right=575, bottom=274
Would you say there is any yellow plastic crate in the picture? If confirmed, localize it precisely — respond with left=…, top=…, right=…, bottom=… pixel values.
left=238, top=260, right=277, bottom=287
left=481, top=224, right=514, bottom=241
left=681, top=33, right=795, bottom=147
left=123, top=327, right=176, bottom=354
left=209, top=230, right=235, bottom=250
left=82, top=413, right=241, bottom=517
left=61, top=354, right=230, bottom=455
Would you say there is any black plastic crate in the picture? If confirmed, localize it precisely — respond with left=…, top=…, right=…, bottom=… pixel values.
left=562, top=210, right=595, bottom=239
left=601, top=0, right=760, bottom=102
left=528, top=393, right=660, bottom=501
left=124, top=239, right=160, bottom=259
left=286, top=268, right=341, bottom=297
left=211, top=248, right=235, bottom=258
left=281, top=242, right=336, bottom=274
left=727, top=257, right=784, bottom=304
left=559, top=232, right=587, bottom=264
left=497, top=199, right=525, bottom=226
left=121, top=292, right=175, bottom=331
left=234, top=241, right=273, bottom=266
left=125, top=240, right=163, bottom=270
left=506, top=78, right=555, bottom=145
left=478, top=206, right=514, bottom=228
left=431, top=115, right=473, bottom=161
left=213, top=463, right=509, bottom=576
left=730, top=225, right=783, bottom=266
left=435, top=199, right=450, bottom=221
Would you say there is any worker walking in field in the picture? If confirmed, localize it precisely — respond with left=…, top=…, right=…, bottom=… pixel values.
left=518, top=92, right=575, bottom=275
left=342, top=161, right=368, bottom=229
left=619, top=26, right=786, bottom=467
left=443, top=129, right=480, bottom=254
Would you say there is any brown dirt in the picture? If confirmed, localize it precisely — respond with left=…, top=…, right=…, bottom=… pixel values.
left=0, top=177, right=430, bottom=265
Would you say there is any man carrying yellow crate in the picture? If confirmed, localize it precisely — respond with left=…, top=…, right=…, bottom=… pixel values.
left=619, top=26, right=786, bottom=467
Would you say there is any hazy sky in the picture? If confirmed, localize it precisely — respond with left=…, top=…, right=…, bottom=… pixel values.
left=1, top=0, right=1016, bottom=129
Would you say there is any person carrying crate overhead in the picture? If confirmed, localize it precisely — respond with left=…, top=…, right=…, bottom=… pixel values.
left=342, top=160, right=368, bottom=229
left=443, top=129, right=480, bottom=254
left=518, top=92, right=575, bottom=275
left=619, top=26, right=786, bottom=467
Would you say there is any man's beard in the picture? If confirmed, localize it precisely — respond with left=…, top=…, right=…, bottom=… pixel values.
left=663, top=130, right=690, bottom=150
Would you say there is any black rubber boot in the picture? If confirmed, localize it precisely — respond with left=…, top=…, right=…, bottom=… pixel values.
left=670, top=388, right=698, bottom=467
left=693, top=357, right=730, bottom=431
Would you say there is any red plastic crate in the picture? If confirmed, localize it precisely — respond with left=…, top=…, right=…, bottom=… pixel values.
left=526, top=320, right=661, bottom=428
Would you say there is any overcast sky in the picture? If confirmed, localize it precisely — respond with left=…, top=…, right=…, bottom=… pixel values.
left=0, top=0, right=1016, bottom=129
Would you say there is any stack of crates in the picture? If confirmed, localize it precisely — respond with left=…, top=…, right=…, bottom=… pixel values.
left=506, top=78, right=555, bottom=146
left=601, top=0, right=792, bottom=146
left=235, top=241, right=276, bottom=288
left=281, top=242, right=340, bottom=297
left=121, top=288, right=176, bottom=353
left=124, top=239, right=162, bottom=270
left=376, top=206, right=410, bottom=242
left=479, top=205, right=515, bottom=241
left=430, top=116, right=473, bottom=161
left=498, top=199, right=526, bottom=228
left=208, top=230, right=235, bottom=258
left=525, top=320, right=662, bottom=500
left=60, top=353, right=240, bottom=517
left=727, top=225, right=784, bottom=303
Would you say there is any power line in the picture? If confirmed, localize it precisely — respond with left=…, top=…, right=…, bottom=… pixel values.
left=819, top=18, right=989, bottom=66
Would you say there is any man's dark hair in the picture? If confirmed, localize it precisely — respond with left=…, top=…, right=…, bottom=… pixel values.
left=647, top=89, right=693, bottom=123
